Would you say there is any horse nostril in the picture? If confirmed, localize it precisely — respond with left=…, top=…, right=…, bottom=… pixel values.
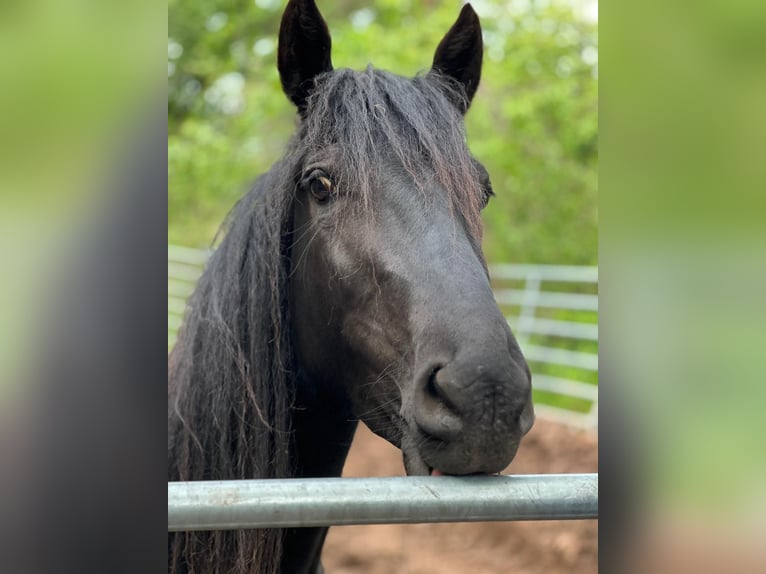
left=519, top=397, right=535, bottom=436
left=425, top=367, right=443, bottom=402
left=415, top=366, right=464, bottom=441
left=424, top=366, right=458, bottom=412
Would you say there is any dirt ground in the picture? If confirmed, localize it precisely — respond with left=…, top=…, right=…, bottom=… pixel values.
left=322, top=419, right=598, bottom=573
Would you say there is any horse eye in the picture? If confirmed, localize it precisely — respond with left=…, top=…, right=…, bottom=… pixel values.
left=471, top=157, right=494, bottom=208
left=481, top=179, right=495, bottom=208
left=308, top=173, right=333, bottom=203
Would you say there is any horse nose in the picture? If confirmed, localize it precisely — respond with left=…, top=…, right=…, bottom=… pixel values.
left=414, top=356, right=531, bottom=432
left=411, top=353, right=533, bottom=474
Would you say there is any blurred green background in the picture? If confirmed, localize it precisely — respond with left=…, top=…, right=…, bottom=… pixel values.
left=168, top=0, right=598, bottom=264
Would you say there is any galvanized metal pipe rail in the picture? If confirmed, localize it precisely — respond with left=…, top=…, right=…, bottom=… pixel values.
left=168, top=473, right=598, bottom=531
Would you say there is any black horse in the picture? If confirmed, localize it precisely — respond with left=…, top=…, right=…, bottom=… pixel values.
left=168, top=1, right=534, bottom=572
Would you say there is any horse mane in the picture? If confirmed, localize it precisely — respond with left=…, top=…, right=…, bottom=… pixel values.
left=168, top=66, right=482, bottom=574
left=168, top=164, right=296, bottom=572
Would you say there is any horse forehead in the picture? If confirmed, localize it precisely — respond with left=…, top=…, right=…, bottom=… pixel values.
left=347, top=184, right=453, bottom=252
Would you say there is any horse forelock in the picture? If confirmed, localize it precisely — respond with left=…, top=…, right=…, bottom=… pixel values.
left=298, top=67, right=485, bottom=237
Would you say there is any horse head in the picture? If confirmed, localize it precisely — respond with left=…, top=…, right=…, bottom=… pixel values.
left=281, top=0, right=534, bottom=476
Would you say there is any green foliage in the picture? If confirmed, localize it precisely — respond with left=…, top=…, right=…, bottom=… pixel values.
left=168, top=0, right=597, bottom=264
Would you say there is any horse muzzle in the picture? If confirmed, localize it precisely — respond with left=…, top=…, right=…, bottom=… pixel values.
left=402, top=352, right=535, bottom=476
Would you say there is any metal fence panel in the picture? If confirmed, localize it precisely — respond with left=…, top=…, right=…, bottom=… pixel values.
left=494, top=290, right=599, bottom=311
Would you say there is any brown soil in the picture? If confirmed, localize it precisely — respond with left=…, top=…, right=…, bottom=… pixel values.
left=322, top=419, right=598, bottom=574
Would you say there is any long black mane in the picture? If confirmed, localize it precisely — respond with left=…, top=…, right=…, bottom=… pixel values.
left=168, top=167, right=295, bottom=571
left=168, top=67, right=483, bottom=573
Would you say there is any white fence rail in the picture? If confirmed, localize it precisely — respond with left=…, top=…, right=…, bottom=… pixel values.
left=490, top=263, right=598, bottom=429
left=168, top=245, right=598, bottom=429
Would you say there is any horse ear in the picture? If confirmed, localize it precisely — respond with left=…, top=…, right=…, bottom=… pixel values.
left=278, top=0, right=333, bottom=112
left=431, top=3, right=483, bottom=113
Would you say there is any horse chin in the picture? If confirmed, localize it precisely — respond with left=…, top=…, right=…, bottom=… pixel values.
left=400, top=424, right=515, bottom=476
left=402, top=440, right=432, bottom=476
left=401, top=447, right=489, bottom=476
left=401, top=430, right=440, bottom=476
left=400, top=426, right=458, bottom=476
